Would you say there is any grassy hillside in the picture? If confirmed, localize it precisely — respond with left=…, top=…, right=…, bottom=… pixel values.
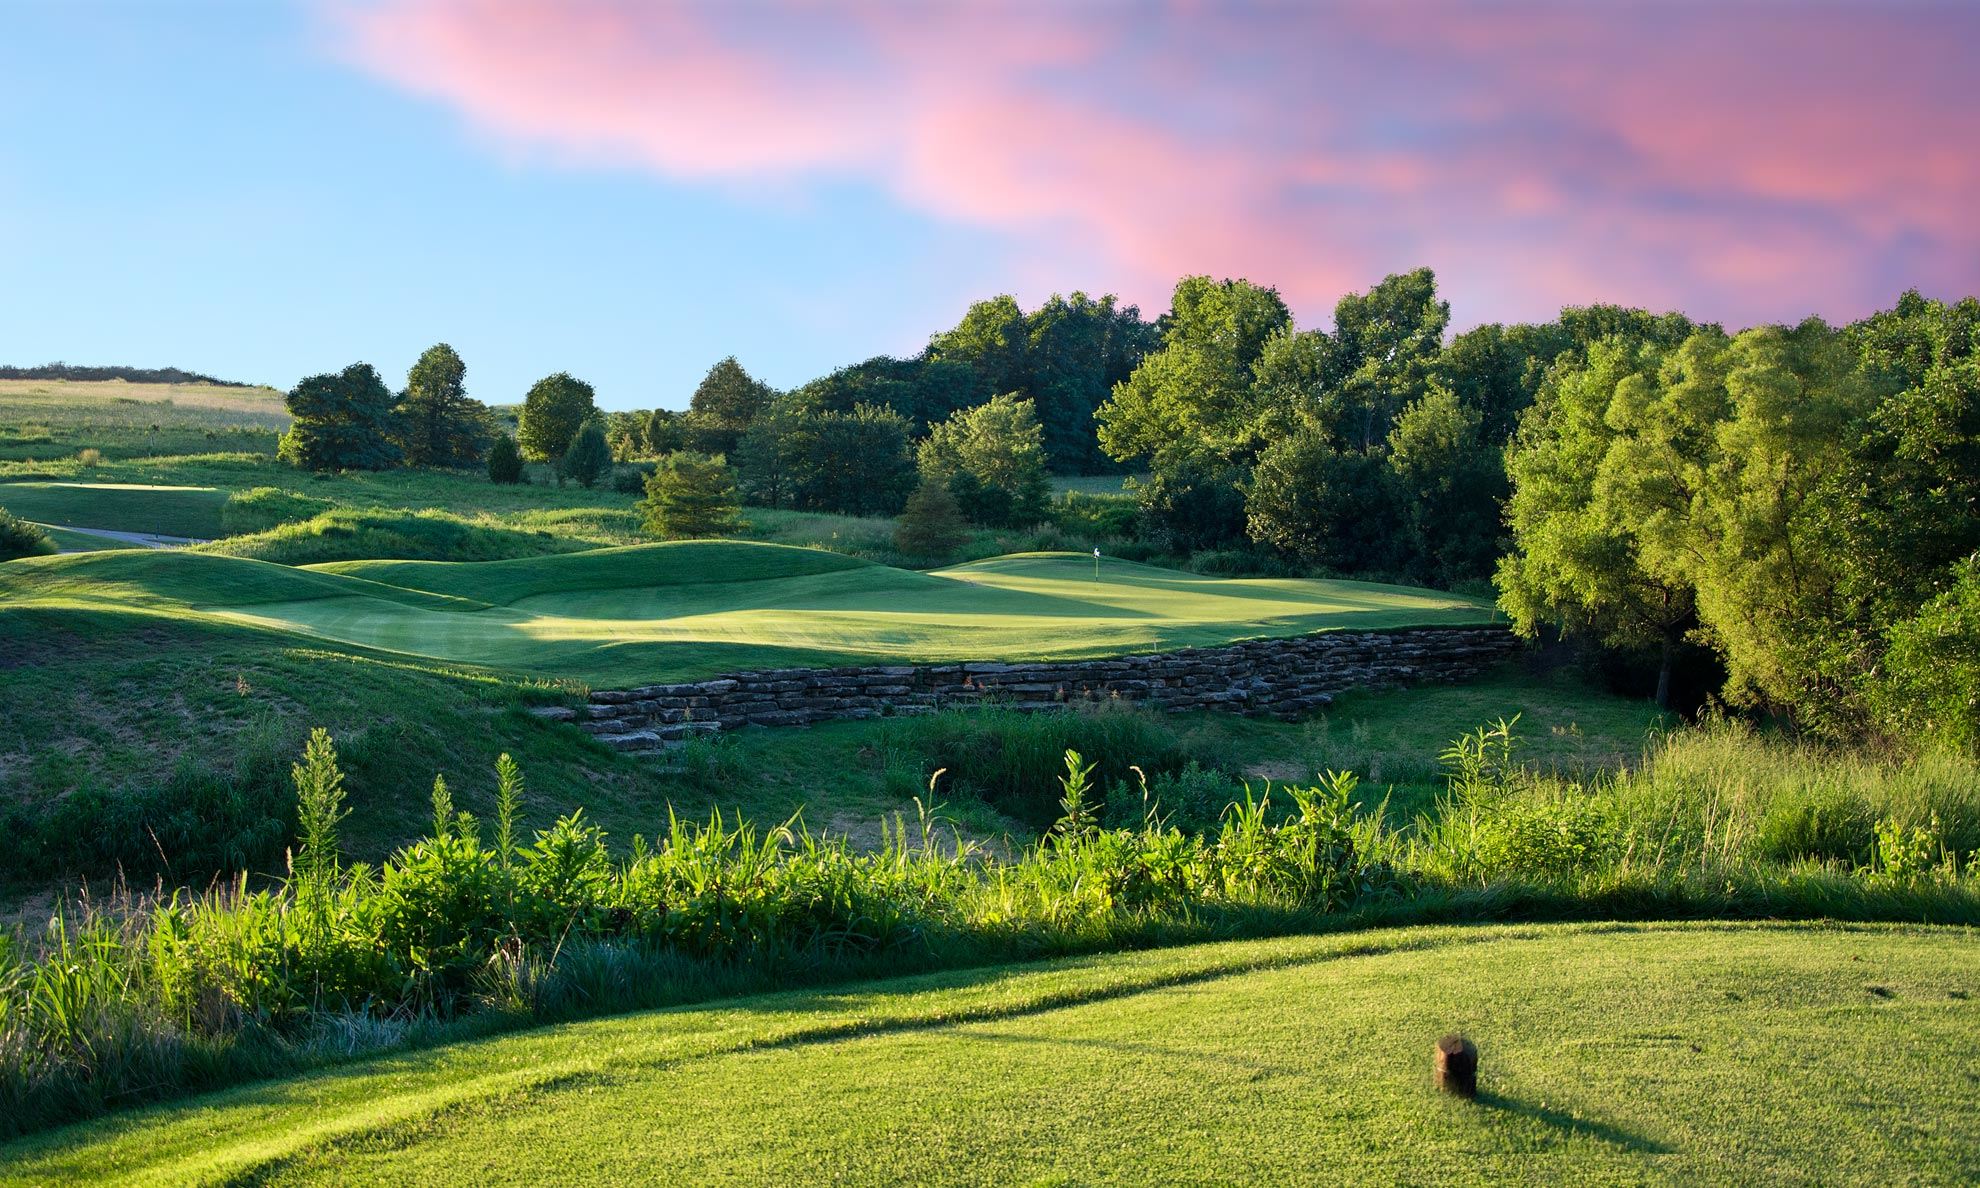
left=1, top=544, right=1499, bottom=687
left=0, top=378, right=286, bottom=463
left=3, top=922, right=1971, bottom=1185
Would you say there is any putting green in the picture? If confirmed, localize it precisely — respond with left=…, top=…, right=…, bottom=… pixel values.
left=0, top=542, right=1499, bottom=685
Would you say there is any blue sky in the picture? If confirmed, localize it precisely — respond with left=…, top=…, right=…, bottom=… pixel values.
left=3, top=2, right=1975, bottom=410
left=0, top=2, right=1011, bottom=406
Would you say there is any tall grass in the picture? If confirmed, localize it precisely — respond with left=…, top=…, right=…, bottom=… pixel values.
left=1, top=721, right=1974, bottom=1139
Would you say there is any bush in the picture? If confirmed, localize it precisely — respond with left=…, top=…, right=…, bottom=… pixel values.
left=611, top=461, right=656, bottom=494
left=487, top=433, right=525, bottom=484
left=0, top=507, right=53, bottom=561
left=1050, top=491, right=1140, bottom=541
left=561, top=420, right=611, bottom=489
left=640, top=452, right=743, bottom=539
left=893, top=475, right=967, bottom=562
left=218, top=487, right=335, bottom=536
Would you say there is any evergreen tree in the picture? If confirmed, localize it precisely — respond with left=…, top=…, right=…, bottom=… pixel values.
left=516, top=372, right=598, bottom=462
left=486, top=432, right=525, bottom=484
left=396, top=343, right=490, bottom=467
left=687, top=357, right=774, bottom=455
left=893, top=475, right=968, bottom=562
left=639, top=451, right=744, bottom=539
left=278, top=362, right=403, bottom=471
left=562, top=419, right=611, bottom=488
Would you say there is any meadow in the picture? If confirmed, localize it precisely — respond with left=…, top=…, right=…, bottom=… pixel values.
left=5, top=923, right=1964, bottom=1186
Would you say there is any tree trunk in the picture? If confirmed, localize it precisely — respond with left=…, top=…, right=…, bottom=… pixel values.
left=1655, top=634, right=1674, bottom=711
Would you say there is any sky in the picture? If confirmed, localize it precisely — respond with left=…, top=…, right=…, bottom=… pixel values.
left=2, top=1, right=1976, bottom=410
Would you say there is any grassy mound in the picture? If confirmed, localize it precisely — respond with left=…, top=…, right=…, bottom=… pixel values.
left=0, top=481, right=226, bottom=537
left=199, top=507, right=592, bottom=566
left=4, top=923, right=1971, bottom=1184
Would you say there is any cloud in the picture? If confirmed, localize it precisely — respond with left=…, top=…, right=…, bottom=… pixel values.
left=329, top=0, right=1980, bottom=328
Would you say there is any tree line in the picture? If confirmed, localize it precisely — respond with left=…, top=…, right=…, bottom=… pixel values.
left=270, top=274, right=1979, bottom=749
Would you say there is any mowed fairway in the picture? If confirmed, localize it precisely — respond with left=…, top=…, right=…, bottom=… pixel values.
left=3, top=923, right=1972, bottom=1186
left=0, top=543, right=1498, bottom=685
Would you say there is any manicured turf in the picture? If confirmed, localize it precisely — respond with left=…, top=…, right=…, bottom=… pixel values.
left=0, top=481, right=226, bottom=537
left=3, top=922, right=1971, bottom=1185
left=2, top=543, right=1497, bottom=686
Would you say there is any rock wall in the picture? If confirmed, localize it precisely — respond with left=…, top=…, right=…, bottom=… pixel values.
left=534, top=626, right=1520, bottom=755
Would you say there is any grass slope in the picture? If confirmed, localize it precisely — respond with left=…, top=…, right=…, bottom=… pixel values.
left=0, top=379, right=286, bottom=464
left=0, top=481, right=226, bottom=538
left=2, top=543, right=1498, bottom=687
left=3, top=922, right=1971, bottom=1186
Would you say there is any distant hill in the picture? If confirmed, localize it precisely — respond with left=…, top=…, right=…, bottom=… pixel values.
left=0, top=362, right=256, bottom=387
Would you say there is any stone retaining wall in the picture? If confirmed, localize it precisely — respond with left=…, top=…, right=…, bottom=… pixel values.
left=533, top=626, right=1520, bottom=755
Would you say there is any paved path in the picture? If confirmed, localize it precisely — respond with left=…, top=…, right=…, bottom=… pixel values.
left=40, top=523, right=208, bottom=551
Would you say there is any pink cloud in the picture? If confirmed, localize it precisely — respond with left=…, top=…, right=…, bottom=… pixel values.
left=328, top=0, right=1980, bottom=329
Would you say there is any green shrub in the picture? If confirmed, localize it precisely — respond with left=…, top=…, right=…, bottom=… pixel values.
left=487, top=433, right=525, bottom=484
left=218, top=487, right=334, bottom=536
left=1050, top=491, right=1139, bottom=540
left=0, top=507, right=53, bottom=561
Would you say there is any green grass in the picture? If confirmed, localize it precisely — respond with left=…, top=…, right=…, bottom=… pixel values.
left=3, top=921, right=1971, bottom=1185
left=0, top=544, right=1499, bottom=687
left=0, top=482, right=226, bottom=537
left=0, top=378, right=286, bottom=464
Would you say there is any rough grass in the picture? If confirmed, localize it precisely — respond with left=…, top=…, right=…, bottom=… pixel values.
left=198, top=508, right=596, bottom=565
left=0, top=379, right=286, bottom=464
left=3, top=922, right=1972, bottom=1185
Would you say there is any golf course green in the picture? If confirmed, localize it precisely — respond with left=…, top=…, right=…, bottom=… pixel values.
left=0, top=542, right=1497, bottom=685
left=3, top=922, right=1971, bottom=1185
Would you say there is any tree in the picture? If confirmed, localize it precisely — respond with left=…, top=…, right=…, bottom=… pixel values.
left=1245, top=429, right=1401, bottom=573
left=1023, top=292, right=1157, bottom=471
left=1384, top=384, right=1506, bottom=584
left=396, top=343, right=490, bottom=467
left=487, top=433, right=524, bottom=484
left=642, top=407, right=684, bottom=456
left=733, top=395, right=810, bottom=510
left=639, top=452, right=743, bottom=539
left=893, top=475, right=968, bottom=562
left=929, top=295, right=1030, bottom=399
left=1327, top=267, right=1450, bottom=450
left=918, top=394, right=1052, bottom=526
left=1097, top=276, right=1292, bottom=466
left=794, top=403, right=916, bottom=516
left=687, top=357, right=774, bottom=455
left=516, top=372, right=598, bottom=463
left=1131, top=455, right=1248, bottom=553
left=562, top=419, right=611, bottom=489
left=1440, top=321, right=1573, bottom=445
left=1496, top=335, right=1710, bottom=708
left=278, top=362, right=403, bottom=471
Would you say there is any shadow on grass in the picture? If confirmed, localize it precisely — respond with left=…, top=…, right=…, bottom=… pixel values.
left=1474, top=1090, right=1675, bottom=1154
